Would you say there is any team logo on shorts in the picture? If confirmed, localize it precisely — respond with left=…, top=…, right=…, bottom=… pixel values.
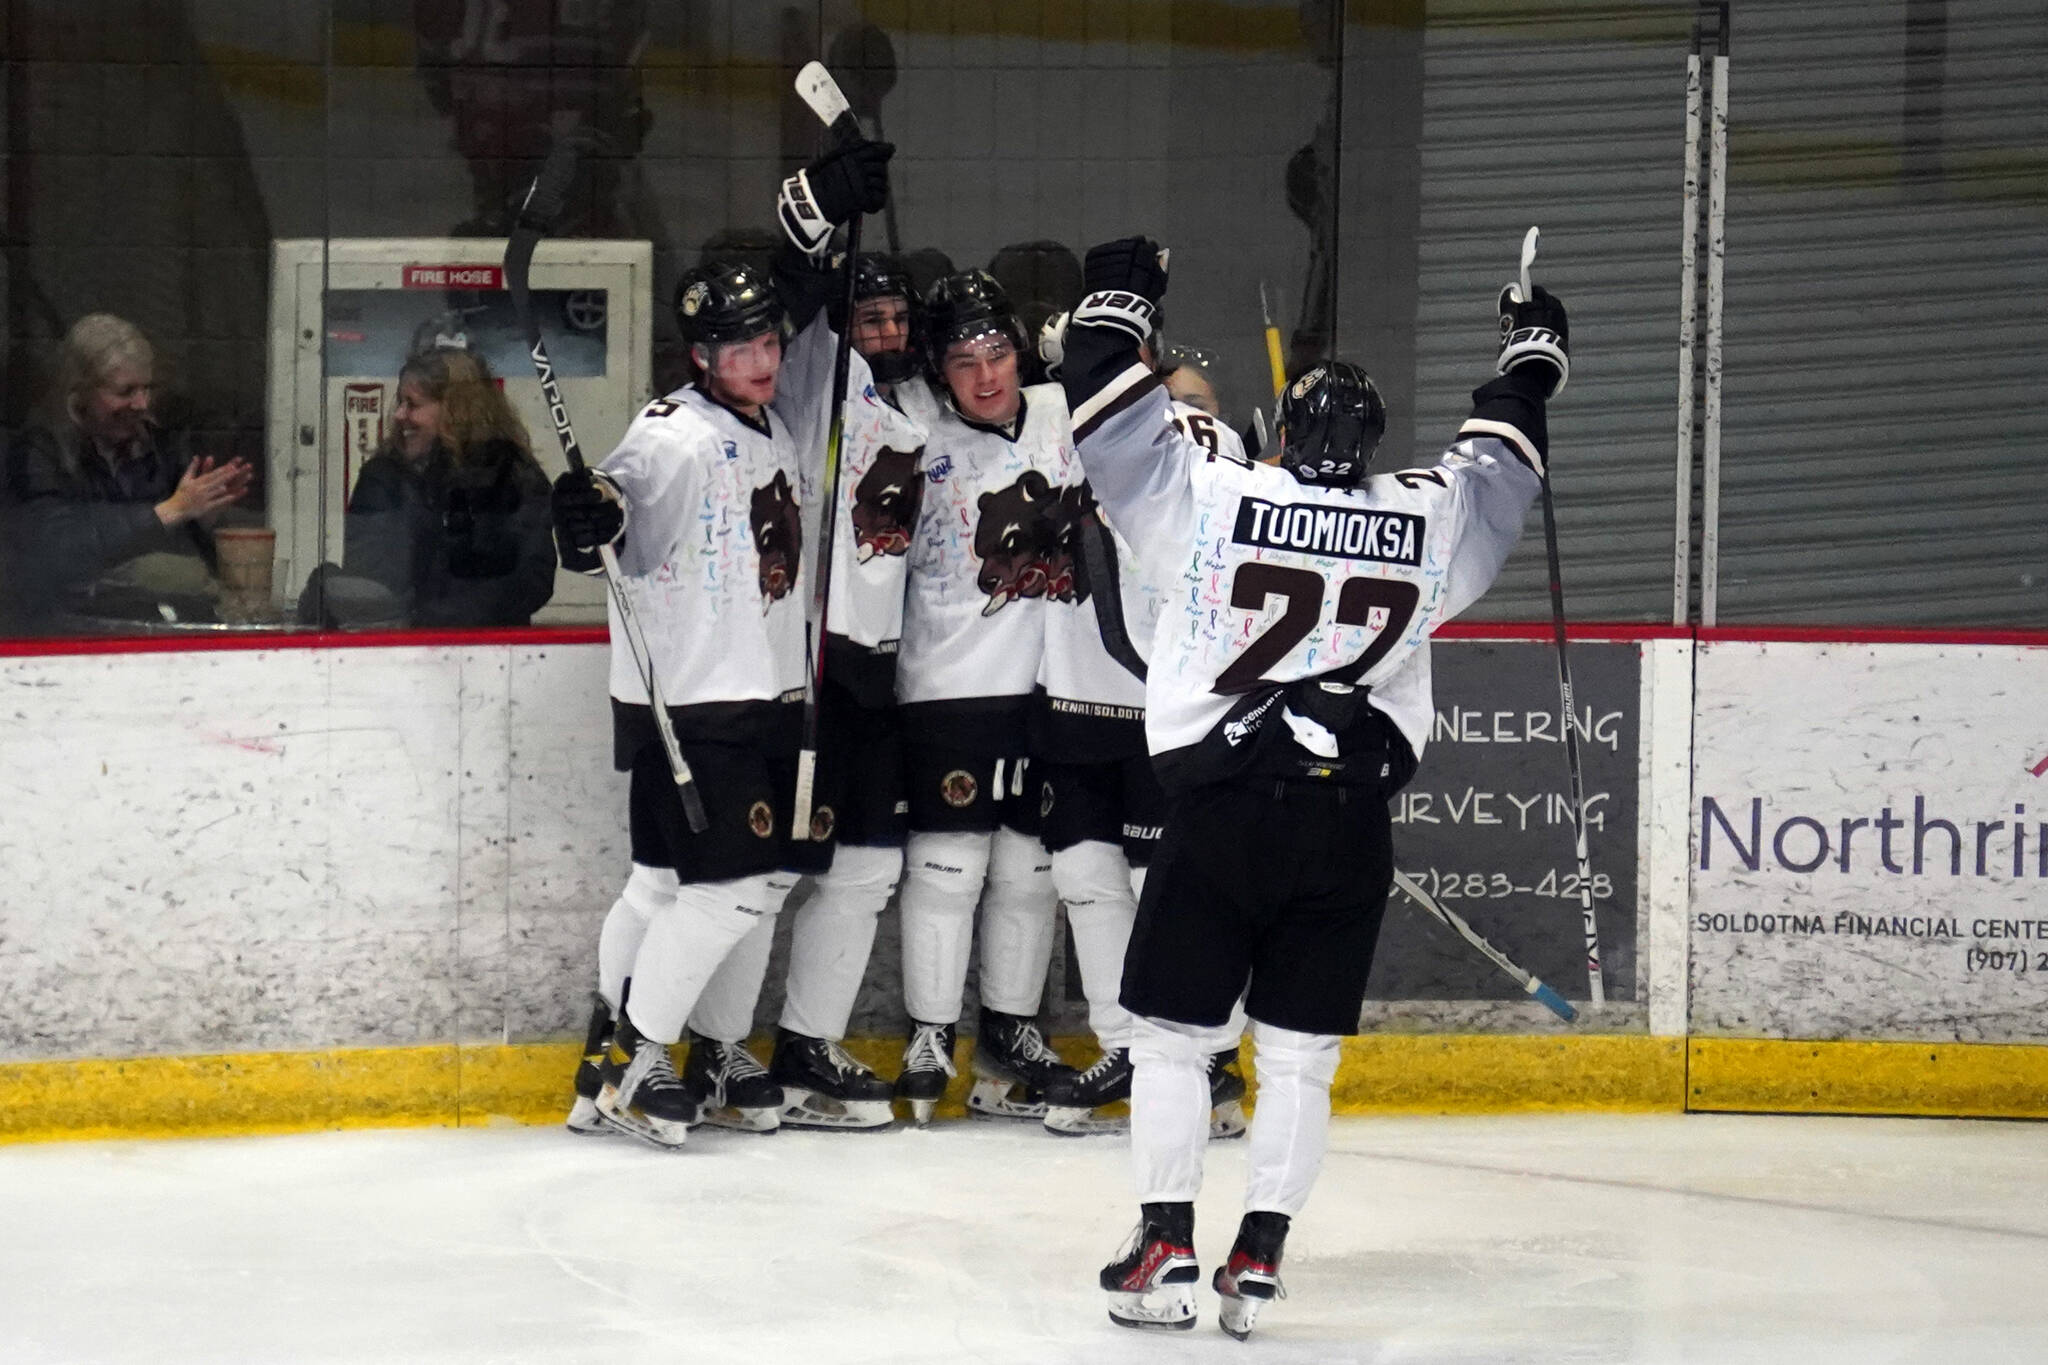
left=809, top=805, right=836, bottom=842
left=940, top=770, right=979, bottom=808
left=747, top=801, right=776, bottom=838
left=1039, top=780, right=1055, bottom=820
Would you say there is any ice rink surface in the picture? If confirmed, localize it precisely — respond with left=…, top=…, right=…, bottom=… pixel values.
left=2, top=1111, right=2044, bottom=1364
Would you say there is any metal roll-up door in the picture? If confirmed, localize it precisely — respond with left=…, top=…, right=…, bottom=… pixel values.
left=1378, top=4, right=1697, bottom=623
left=1715, top=0, right=2048, bottom=625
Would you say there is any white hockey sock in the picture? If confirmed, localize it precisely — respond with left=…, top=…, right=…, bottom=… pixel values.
left=781, top=843, right=901, bottom=1040
left=597, top=863, right=678, bottom=1011
left=976, top=825, right=1058, bottom=1016
left=623, top=873, right=796, bottom=1045
left=1242, top=1021, right=1343, bottom=1217
left=688, top=912, right=777, bottom=1043
left=898, top=831, right=991, bottom=1025
left=1053, top=839, right=1138, bottom=1048
left=1129, top=1014, right=1241, bottom=1203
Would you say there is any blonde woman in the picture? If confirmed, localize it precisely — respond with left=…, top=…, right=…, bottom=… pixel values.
left=3, top=313, right=251, bottom=629
left=342, top=347, right=556, bottom=627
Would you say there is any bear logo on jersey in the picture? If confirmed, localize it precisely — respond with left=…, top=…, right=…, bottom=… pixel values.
left=852, top=446, right=922, bottom=563
left=750, top=469, right=803, bottom=602
left=972, top=471, right=1089, bottom=616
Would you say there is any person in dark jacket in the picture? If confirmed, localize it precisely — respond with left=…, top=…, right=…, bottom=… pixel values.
left=2, top=313, right=252, bottom=632
left=339, top=347, right=556, bottom=627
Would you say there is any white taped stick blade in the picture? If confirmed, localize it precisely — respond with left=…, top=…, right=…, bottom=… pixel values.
left=795, top=61, right=853, bottom=128
left=1519, top=226, right=1539, bottom=299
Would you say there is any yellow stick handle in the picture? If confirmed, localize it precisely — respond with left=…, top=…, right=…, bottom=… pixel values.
left=1259, top=280, right=1287, bottom=399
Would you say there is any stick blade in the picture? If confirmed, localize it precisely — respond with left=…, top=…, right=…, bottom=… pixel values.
left=1529, top=980, right=1577, bottom=1023
left=795, top=60, right=860, bottom=140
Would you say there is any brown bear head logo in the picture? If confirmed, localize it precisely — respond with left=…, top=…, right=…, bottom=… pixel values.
left=750, top=469, right=802, bottom=602
left=972, top=472, right=1094, bottom=616
left=852, top=446, right=922, bottom=564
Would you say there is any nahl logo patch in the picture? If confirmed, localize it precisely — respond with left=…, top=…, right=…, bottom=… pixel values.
left=1232, top=498, right=1423, bottom=566
left=747, top=801, right=775, bottom=838
left=940, top=770, right=979, bottom=808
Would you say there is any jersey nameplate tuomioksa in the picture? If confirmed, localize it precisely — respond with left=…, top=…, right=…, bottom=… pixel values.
left=1230, top=499, right=1424, bottom=566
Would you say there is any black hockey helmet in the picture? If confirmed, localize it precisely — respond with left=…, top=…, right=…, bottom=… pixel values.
left=674, top=261, right=786, bottom=349
left=1274, top=361, right=1387, bottom=488
left=842, top=253, right=922, bottom=384
left=921, top=269, right=1028, bottom=376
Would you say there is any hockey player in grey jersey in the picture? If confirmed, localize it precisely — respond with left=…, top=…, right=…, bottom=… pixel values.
left=685, top=254, right=930, bottom=1131
left=888, top=269, right=1085, bottom=1123
left=550, top=136, right=893, bottom=1149
left=1058, top=236, right=1567, bottom=1334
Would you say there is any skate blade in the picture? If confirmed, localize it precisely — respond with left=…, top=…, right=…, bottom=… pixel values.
left=903, top=1096, right=939, bottom=1126
left=565, top=1095, right=613, bottom=1136
left=697, top=1103, right=781, bottom=1134
left=1107, top=1285, right=1196, bottom=1332
left=1043, top=1104, right=1128, bottom=1136
left=779, top=1090, right=895, bottom=1131
left=1217, top=1296, right=1262, bottom=1341
left=595, top=1089, right=689, bottom=1150
left=967, top=1077, right=1047, bottom=1120
left=1209, top=1099, right=1249, bottom=1141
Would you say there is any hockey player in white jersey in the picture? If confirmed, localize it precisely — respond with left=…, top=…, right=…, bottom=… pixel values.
left=1057, top=236, right=1566, bottom=1334
left=684, top=253, right=930, bottom=1131
left=549, top=135, right=893, bottom=1148
left=1033, top=316, right=1250, bottom=1139
left=888, top=269, right=1085, bottom=1123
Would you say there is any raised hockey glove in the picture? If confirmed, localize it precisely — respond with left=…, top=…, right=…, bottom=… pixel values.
left=1075, top=236, right=1169, bottom=344
left=1495, top=283, right=1570, bottom=398
left=549, top=468, right=627, bottom=575
left=777, top=138, right=895, bottom=257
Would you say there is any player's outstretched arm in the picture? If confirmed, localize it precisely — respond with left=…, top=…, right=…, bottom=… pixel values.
left=1057, top=237, right=1209, bottom=568
left=1432, top=285, right=1571, bottom=619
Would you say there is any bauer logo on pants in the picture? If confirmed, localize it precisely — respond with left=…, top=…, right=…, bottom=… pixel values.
left=941, top=770, right=979, bottom=808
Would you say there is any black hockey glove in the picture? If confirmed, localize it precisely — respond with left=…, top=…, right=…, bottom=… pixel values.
left=549, top=468, right=627, bottom=575
left=777, top=138, right=894, bottom=256
left=1075, top=236, right=1169, bottom=344
left=1495, top=284, right=1570, bottom=399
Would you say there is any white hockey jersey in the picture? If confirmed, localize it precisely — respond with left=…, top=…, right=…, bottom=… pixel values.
left=1035, top=400, right=1243, bottom=759
left=894, top=381, right=1083, bottom=723
left=1072, top=375, right=1542, bottom=787
left=599, top=321, right=834, bottom=720
left=806, top=355, right=928, bottom=707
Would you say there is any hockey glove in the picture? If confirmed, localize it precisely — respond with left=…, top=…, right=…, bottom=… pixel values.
left=1075, top=236, right=1169, bottom=344
left=777, top=139, right=895, bottom=257
left=550, top=468, right=627, bottom=575
left=1495, top=284, right=1570, bottom=399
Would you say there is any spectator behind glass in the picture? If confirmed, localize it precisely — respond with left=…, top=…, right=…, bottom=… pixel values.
left=2, top=313, right=252, bottom=631
left=337, top=347, right=556, bottom=627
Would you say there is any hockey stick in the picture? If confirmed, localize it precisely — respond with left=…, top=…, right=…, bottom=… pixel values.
left=1521, top=226, right=1606, bottom=1006
left=1258, top=280, right=1288, bottom=400
left=788, top=59, right=867, bottom=839
left=506, top=144, right=708, bottom=833
left=1392, top=871, right=1576, bottom=1023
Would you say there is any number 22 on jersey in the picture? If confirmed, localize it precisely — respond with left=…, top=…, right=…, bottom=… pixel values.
left=1213, top=565, right=1419, bottom=693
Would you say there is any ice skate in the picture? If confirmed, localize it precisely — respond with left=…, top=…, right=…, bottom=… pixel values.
left=968, top=1008, right=1081, bottom=1120
left=566, top=994, right=615, bottom=1136
left=1101, top=1202, right=1199, bottom=1331
left=771, top=1028, right=895, bottom=1130
left=594, top=1020, right=697, bottom=1149
left=1214, top=1211, right=1289, bottom=1340
left=894, top=1020, right=957, bottom=1125
left=1042, top=1046, right=1131, bottom=1136
left=1209, top=1047, right=1249, bottom=1140
left=682, top=1031, right=783, bottom=1133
